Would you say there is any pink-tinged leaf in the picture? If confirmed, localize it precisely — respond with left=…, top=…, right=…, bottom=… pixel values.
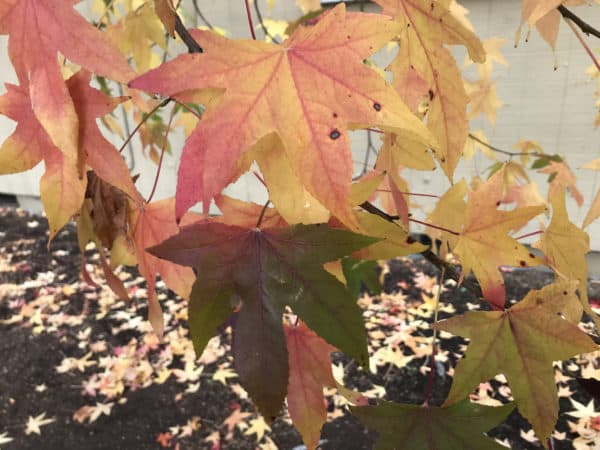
left=0, top=0, right=135, bottom=84
left=285, top=321, right=336, bottom=450
left=130, top=4, right=435, bottom=229
left=66, top=71, right=142, bottom=204
left=130, top=199, right=195, bottom=336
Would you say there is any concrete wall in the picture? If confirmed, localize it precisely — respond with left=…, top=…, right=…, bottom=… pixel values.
left=1, top=0, right=599, bottom=247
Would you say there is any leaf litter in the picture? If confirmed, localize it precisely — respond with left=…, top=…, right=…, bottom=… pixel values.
left=1, top=207, right=600, bottom=449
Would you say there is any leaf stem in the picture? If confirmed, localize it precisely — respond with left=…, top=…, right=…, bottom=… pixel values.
left=146, top=107, right=176, bottom=203
left=256, top=200, right=271, bottom=228
left=244, top=0, right=257, bottom=40
left=468, top=133, right=543, bottom=159
left=408, top=218, right=460, bottom=236
left=376, top=189, right=440, bottom=199
left=118, top=98, right=171, bottom=154
left=514, top=230, right=543, bottom=241
left=359, top=201, right=484, bottom=299
left=563, top=15, right=600, bottom=71
left=423, top=267, right=445, bottom=405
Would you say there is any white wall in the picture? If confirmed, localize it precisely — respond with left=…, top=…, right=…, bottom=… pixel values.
left=1, top=0, right=599, bottom=248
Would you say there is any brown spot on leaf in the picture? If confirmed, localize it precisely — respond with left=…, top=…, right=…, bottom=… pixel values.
left=329, top=129, right=341, bottom=140
left=373, top=102, right=381, bottom=111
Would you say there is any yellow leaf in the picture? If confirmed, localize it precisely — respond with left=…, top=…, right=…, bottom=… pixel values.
left=295, top=0, right=321, bottom=13
left=464, top=37, right=508, bottom=78
left=377, top=0, right=485, bottom=179
left=427, top=180, right=468, bottom=258
left=352, top=212, right=427, bottom=260
left=453, top=170, right=546, bottom=308
left=533, top=191, right=598, bottom=326
left=513, top=139, right=544, bottom=166
left=463, top=130, right=496, bottom=161
left=464, top=78, right=503, bottom=124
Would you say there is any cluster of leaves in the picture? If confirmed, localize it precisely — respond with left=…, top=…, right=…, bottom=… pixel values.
left=1, top=0, right=600, bottom=448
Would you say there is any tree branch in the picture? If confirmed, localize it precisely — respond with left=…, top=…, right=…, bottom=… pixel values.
left=359, top=201, right=483, bottom=299
left=558, top=5, right=600, bottom=40
left=174, top=13, right=203, bottom=53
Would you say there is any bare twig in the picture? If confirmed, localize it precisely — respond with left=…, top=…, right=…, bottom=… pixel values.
left=468, top=133, right=543, bottom=159
left=563, top=15, right=600, bottom=71
left=256, top=200, right=271, bottom=228
left=191, top=0, right=215, bottom=29
left=147, top=107, right=176, bottom=203
left=244, top=0, right=258, bottom=40
left=359, top=201, right=484, bottom=299
left=174, top=14, right=203, bottom=53
left=423, top=267, right=445, bottom=405
left=558, top=5, right=600, bottom=40
left=254, top=0, right=281, bottom=44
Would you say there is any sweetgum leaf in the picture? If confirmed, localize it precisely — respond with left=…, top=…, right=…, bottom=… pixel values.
left=130, top=4, right=436, bottom=229
left=375, top=0, right=485, bottom=179
left=150, top=222, right=377, bottom=418
left=284, top=321, right=336, bottom=450
left=0, top=0, right=135, bottom=165
left=436, top=282, right=598, bottom=443
left=351, top=399, right=514, bottom=450
left=341, top=257, right=381, bottom=299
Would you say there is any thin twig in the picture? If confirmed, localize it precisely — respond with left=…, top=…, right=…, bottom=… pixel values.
left=191, top=0, right=215, bottom=29
left=147, top=107, right=176, bottom=203
left=359, top=201, right=484, bottom=299
left=468, top=133, right=543, bottom=158
left=376, top=189, right=440, bottom=199
left=563, top=15, right=600, bottom=71
left=174, top=13, right=203, bottom=53
left=117, top=84, right=135, bottom=170
left=256, top=200, right=271, bottom=228
left=244, top=0, right=257, bottom=40
left=118, top=98, right=171, bottom=154
left=423, top=267, right=445, bottom=405
left=558, top=5, right=600, bottom=40
left=514, top=230, right=543, bottom=241
left=254, top=0, right=280, bottom=44
left=408, top=217, right=460, bottom=236
left=353, top=131, right=378, bottom=180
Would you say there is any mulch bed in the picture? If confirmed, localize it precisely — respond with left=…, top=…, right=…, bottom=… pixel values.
left=1, top=207, right=599, bottom=450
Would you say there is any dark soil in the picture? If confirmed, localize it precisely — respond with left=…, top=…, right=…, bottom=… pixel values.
left=1, top=207, right=599, bottom=450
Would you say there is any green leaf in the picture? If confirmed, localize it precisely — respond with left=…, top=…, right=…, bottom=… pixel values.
left=341, top=256, right=381, bottom=299
left=351, top=399, right=514, bottom=450
left=150, top=222, right=376, bottom=418
left=435, top=284, right=598, bottom=442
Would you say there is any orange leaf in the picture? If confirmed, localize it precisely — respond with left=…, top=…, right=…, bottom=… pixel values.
left=154, top=0, right=176, bottom=37
left=285, top=321, right=336, bottom=450
left=130, top=198, right=195, bottom=335
left=538, top=160, right=584, bottom=206
left=130, top=4, right=435, bottom=230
